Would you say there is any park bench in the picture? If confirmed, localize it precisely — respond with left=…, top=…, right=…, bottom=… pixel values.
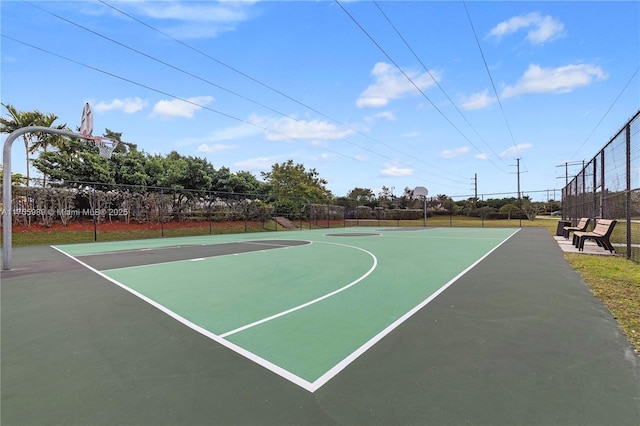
left=572, top=219, right=617, bottom=252
left=562, top=217, right=590, bottom=239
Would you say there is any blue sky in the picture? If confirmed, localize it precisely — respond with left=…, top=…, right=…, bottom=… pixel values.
left=2, top=1, right=639, bottom=201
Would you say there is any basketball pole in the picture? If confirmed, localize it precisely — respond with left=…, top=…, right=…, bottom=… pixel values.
left=2, top=126, right=85, bottom=270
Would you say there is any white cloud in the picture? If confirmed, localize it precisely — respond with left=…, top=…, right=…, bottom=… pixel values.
left=527, top=15, right=565, bottom=44
left=381, top=164, right=414, bottom=177
left=461, top=90, right=496, bottom=110
left=500, top=143, right=533, bottom=158
left=206, top=123, right=263, bottom=143
left=196, top=143, right=238, bottom=153
left=475, top=153, right=490, bottom=160
left=265, top=117, right=354, bottom=141
left=132, top=1, right=259, bottom=39
left=94, top=97, right=146, bottom=113
left=441, top=147, right=470, bottom=158
left=234, top=156, right=278, bottom=171
left=488, top=12, right=565, bottom=44
left=364, top=111, right=396, bottom=124
left=151, top=96, right=213, bottom=118
left=357, top=62, right=439, bottom=108
left=501, top=64, right=608, bottom=98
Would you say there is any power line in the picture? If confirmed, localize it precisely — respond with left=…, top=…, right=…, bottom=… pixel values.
left=336, top=2, right=464, bottom=138
left=373, top=0, right=509, bottom=172
left=570, top=66, right=640, bottom=160
left=336, top=0, right=510, bottom=185
left=15, top=2, right=463, bottom=188
left=95, top=0, right=469, bottom=186
left=1, top=34, right=357, bottom=163
left=462, top=0, right=520, bottom=159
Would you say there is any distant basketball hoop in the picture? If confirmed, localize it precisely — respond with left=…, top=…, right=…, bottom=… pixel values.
left=80, top=103, right=118, bottom=158
left=413, top=186, right=428, bottom=198
left=414, top=186, right=429, bottom=227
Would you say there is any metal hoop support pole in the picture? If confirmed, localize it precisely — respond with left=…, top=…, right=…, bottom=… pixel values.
left=2, top=126, right=85, bottom=270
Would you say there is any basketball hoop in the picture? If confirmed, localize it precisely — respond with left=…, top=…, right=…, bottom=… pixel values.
left=80, top=102, right=118, bottom=158
left=86, top=135, right=119, bottom=159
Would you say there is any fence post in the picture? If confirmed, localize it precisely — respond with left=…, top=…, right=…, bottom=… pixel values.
left=160, top=189, right=164, bottom=237
left=626, top=122, right=632, bottom=259
left=206, top=191, right=212, bottom=235
left=93, top=185, right=98, bottom=242
left=592, top=159, right=597, bottom=224
left=326, top=204, right=329, bottom=228
left=600, top=151, right=605, bottom=219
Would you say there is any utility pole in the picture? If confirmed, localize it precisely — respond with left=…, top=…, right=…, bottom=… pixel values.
left=474, top=173, right=478, bottom=203
left=471, top=173, right=478, bottom=207
left=555, top=161, right=584, bottom=186
left=516, top=158, right=521, bottom=200
left=510, top=158, right=524, bottom=225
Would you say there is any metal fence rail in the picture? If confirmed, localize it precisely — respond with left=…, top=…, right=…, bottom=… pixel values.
left=562, top=110, right=640, bottom=263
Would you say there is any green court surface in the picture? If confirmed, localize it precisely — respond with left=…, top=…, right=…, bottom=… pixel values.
left=2, top=227, right=639, bottom=425
left=52, top=227, right=519, bottom=390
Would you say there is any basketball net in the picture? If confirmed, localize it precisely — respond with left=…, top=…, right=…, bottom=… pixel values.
left=83, top=133, right=119, bottom=159
left=79, top=103, right=118, bottom=158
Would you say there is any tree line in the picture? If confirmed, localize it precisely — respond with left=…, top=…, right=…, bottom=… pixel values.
left=1, top=104, right=560, bottom=220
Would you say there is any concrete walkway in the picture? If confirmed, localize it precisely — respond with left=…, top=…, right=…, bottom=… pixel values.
left=553, top=235, right=617, bottom=255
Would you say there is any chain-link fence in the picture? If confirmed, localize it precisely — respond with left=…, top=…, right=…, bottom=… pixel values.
left=562, top=110, right=640, bottom=262
left=4, top=181, right=351, bottom=239
left=3, top=178, right=567, bottom=244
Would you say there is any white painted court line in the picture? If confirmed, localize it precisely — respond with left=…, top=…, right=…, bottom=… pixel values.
left=95, top=240, right=315, bottom=272
left=49, top=227, right=520, bottom=393
left=307, top=227, right=521, bottom=391
left=50, top=245, right=318, bottom=392
left=219, top=241, right=378, bottom=338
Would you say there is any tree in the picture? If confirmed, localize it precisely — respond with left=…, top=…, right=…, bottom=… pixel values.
left=32, top=129, right=126, bottom=188
left=29, top=113, right=68, bottom=155
left=377, top=186, right=395, bottom=209
left=261, top=160, right=332, bottom=218
left=0, top=164, right=27, bottom=186
left=111, top=148, right=148, bottom=188
left=149, top=152, right=214, bottom=219
left=211, top=167, right=261, bottom=194
left=261, top=160, right=332, bottom=202
left=499, top=203, right=521, bottom=220
left=0, top=104, right=40, bottom=186
left=441, top=197, right=457, bottom=213
left=32, top=149, right=114, bottom=188
left=29, top=113, right=69, bottom=187
left=346, top=187, right=376, bottom=206
left=520, top=196, right=544, bottom=221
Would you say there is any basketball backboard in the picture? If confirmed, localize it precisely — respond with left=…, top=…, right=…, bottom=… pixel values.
left=414, top=186, right=428, bottom=198
left=80, top=102, right=93, bottom=137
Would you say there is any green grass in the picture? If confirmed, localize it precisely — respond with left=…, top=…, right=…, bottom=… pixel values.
left=564, top=253, right=640, bottom=353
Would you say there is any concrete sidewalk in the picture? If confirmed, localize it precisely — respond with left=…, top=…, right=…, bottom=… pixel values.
left=553, top=235, right=617, bottom=255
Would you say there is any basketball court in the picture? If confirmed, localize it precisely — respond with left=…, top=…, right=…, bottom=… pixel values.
left=2, top=227, right=639, bottom=425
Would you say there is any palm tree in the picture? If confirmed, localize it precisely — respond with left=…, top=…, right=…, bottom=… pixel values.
left=29, top=112, right=68, bottom=187
left=0, top=103, right=40, bottom=186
